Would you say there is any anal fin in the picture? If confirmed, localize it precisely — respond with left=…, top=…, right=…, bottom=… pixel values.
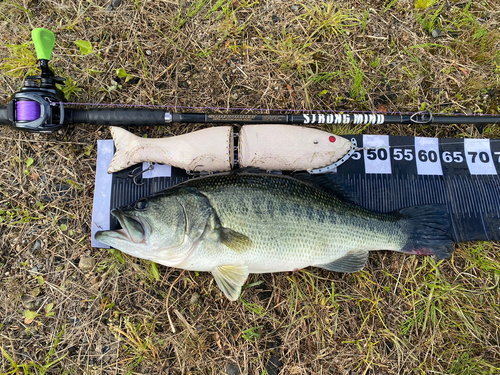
left=212, top=264, right=249, bottom=301
left=316, top=250, right=369, bottom=273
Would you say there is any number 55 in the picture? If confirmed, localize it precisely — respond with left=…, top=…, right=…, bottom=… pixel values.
left=393, top=148, right=413, bottom=161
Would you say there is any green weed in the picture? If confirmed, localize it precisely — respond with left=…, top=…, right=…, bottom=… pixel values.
left=241, top=325, right=263, bottom=342
left=150, top=261, right=160, bottom=282
left=204, top=0, right=231, bottom=20
left=308, top=71, right=342, bottom=84
left=24, top=303, right=55, bottom=324
left=0, top=325, right=72, bottom=374
left=240, top=298, right=265, bottom=316
left=109, top=316, right=162, bottom=372
left=23, top=157, right=34, bottom=176
left=259, top=31, right=315, bottom=74
left=173, top=0, right=209, bottom=30
left=198, top=2, right=254, bottom=57
left=0, top=203, right=44, bottom=225
left=205, top=0, right=258, bottom=20
left=384, top=0, right=399, bottom=12
left=0, top=1, right=32, bottom=21
left=415, top=0, right=438, bottom=10
left=298, top=2, right=360, bottom=41
left=415, top=4, right=444, bottom=32
left=0, top=43, right=37, bottom=77
left=74, top=40, right=93, bottom=55
left=462, top=242, right=500, bottom=276
left=107, top=248, right=125, bottom=264
left=354, top=271, right=388, bottom=332
left=136, top=38, right=149, bottom=79
left=345, top=44, right=367, bottom=102
left=117, top=67, right=133, bottom=83
left=447, top=350, right=500, bottom=374
left=56, top=75, right=82, bottom=101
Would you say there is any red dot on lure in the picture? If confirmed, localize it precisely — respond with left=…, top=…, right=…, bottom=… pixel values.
left=329, top=136, right=336, bottom=143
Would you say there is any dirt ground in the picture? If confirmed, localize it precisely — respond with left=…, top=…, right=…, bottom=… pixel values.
left=1, top=0, right=500, bottom=374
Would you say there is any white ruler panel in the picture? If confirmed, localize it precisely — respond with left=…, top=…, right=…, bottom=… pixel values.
left=415, top=137, right=443, bottom=175
left=91, top=140, right=114, bottom=248
left=363, top=135, right=392, bottom=174
left=142, top=162, right=172, bottom=178
left=464, top=139, right=497, bottom=175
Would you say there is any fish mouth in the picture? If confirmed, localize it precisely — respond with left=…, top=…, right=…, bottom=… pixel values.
left=113, top=208, right=147, bottom=243
left=95, top=209, right=147, bottom=244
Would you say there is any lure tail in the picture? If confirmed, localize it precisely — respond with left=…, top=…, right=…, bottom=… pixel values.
left=108, top=126, right=233, bottom=173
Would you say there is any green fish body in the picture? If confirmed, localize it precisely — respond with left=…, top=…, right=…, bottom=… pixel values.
left=95, top=171, right=453, bottom=300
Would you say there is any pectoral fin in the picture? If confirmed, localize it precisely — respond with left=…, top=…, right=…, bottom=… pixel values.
left=220, top=228, right=252, bottom=253
left=316, top=250, right=369, bottom=273
left=206, top=213, right=252, bottom=253
left=212, top=264, right=249, bottom=301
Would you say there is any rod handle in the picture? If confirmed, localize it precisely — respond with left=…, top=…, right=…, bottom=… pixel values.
left=68, top=108, right=166, bottom=126
left=0, top=106, right=9, bottom=125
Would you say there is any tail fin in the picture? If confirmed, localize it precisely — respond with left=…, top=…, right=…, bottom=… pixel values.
left=398, top=205, right=454, bottom=260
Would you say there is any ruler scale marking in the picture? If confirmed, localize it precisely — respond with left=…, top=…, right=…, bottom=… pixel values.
left=461, top=174, right=473, bottom=218
left=453, top=175, right=465, bottom=217
left=486, top=175, right=500, bottom=217
left=455, top=175, right=468, bottom=218
left=475, top=176, right=490, bottom=216
left=480, top=213, right=490, bottom=241
left=488, top=175, right=500, bottom=218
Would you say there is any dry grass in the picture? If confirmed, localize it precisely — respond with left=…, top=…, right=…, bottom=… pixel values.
left=1, top=0, right=500, bottom=374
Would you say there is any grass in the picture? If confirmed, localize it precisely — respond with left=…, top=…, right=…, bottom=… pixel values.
left=298, top=2, right=360, bottom=41
left=0, top=43, right=37, bottom=78
left=0, top=0, right=499, bottom=374
left=1, top=325, right=71, bottom=374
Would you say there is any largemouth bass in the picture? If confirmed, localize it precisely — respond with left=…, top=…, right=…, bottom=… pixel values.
left=95, top=171, right=453, bottom=301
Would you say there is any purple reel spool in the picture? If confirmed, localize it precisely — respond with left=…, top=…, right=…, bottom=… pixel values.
left=16, top=100, right=41, bottom=122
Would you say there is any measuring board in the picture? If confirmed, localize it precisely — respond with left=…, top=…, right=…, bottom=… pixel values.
left=91, top=135, right=500, bottom=248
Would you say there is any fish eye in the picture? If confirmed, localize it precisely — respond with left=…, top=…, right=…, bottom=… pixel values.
left=135, top=198, right=149, bottom=211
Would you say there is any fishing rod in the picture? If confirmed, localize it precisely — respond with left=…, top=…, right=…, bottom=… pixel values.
left=1, top=28, right=499, bottom=134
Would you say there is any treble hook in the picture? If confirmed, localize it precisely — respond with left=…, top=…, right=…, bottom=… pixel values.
left=128, top=163, right=154, bottom=186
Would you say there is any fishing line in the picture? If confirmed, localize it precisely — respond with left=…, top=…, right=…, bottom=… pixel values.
left=16, top=100, right=41, bottom=121
left=355, top=138, right=500, bottom=152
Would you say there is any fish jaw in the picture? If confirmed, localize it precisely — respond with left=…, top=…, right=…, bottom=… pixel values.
left=117, top=209, right=148, bottom=242
left=94, top=208, right=150, bottom=256
left=94, top=201, right=201, bottom=267
left=94, top=227, right=147, bottom=258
